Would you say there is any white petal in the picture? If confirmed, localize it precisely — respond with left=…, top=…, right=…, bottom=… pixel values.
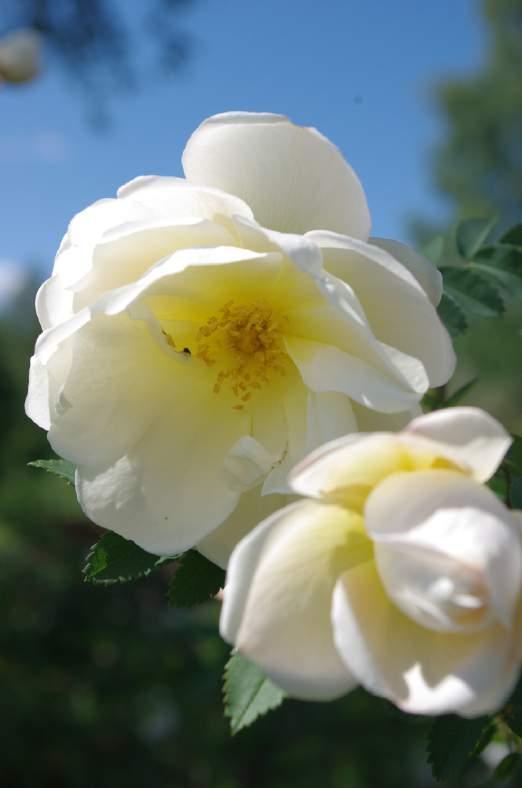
left=285, top=336, right=427, bottom=413
left=365, top=470, right=522, bottom=632
left=371, top=238, right=443, bottom=306
left=262, top=380, right=309, bottom=495
left=72, top=218, right=233, bottom=313
left=221, top=499, right=367, bottom=700
left=117, top=175, right=254, bottom=222
left=290, top=433, right=402, bottom=504
left=53, top=198, right=152, bottom=285
left=76, top=385, right=248, bottom=556
left=183, top=112, right=370, bottom=238
left=35, top=274, right=74, bottom=331
left=223, top=436, right=278, bottom=492
left=308, top=231, right=456, bottom=387
left=197, top=485, right=289, bottom=569
left=305, top=391, right=358, bottom=452
left=403, top=407, right=512, bottom=482
left=332, top=560, right=518, bottom=715
left=351, top=401, right=421, bottom=432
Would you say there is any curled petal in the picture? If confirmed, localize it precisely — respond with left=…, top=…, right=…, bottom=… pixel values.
left=332, top=560, right=519, bottom=716
left=403, top=407, right=512, bottom=481
left=365, top=470, right=522, bottom=633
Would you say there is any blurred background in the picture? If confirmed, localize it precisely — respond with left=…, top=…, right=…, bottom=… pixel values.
left=1, top=1, right=521, bottom=785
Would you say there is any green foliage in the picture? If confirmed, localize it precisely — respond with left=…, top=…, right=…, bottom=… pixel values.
left=440, top=265, right=505, bottom=318
left=501, top=224, right=522, bottom=246
left=502, top=681, right=522, bottom=737
left=427, top=715, right=494, bottom=781
left=506, top=435, right=522, bottom=477
left=83, top=532, right=174, bottom=585
left=494, top=753, right=522, bottom=781
left=436, top=218, right=522, bottom=341
left=167, top=550, right=225, bottom=607
left=28, top=458, right=75, bottom=485
left=223, top=653, right=285, bottom=735
left=422, top=234, right=445, bottom=264
left=437, top=292, right=468, bottom=337
left=428, top=0, right=522, bottom=227
left=456, top=216, right=498, bottom=259
left=443, top=378, right=478, bottom=408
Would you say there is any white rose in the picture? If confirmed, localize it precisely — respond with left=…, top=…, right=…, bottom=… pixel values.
left=221, top=407, right=522, bottom=716
left=0, top=29, right=41, bottom=85
left=26, top=112, right=455, bottom=562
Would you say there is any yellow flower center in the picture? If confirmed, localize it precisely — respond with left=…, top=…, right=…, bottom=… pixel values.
left=165, top=300, right=289, bottom=410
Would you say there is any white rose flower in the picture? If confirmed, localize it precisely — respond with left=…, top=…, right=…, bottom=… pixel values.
left=26, top=112, right=455, bottom=562
left=0, top=28, right=41, bottom=85
left=221, top=407, right=522, bottom=716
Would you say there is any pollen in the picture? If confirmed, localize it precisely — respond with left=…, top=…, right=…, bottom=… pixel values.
left=195, top=300, right=288, bottom=408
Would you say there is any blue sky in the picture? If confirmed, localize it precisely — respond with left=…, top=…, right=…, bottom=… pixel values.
left=1, top=0, right=484, bottom=275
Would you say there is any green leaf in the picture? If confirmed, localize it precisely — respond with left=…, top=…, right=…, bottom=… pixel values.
left=28, top=458, right=76, bottom=485
left=503, top=679, right=522, bottom=737
left=422, top=235, right=445, bottom=265
left=443, top=378, right=477, bottom=407
left=223, top=652, right=285, bottom=735
left=427, top=714, right=493, bottom=781
left=500, top=223, right=522, bottom=247
left=437, top=292, right=468, bottom=337
left=494, top=753, right=521, bottom=781
left=441, top=266, right=504, bottom=318
left=83, top=532, right=174, bottom=585
left=167, top=550, right=225, bottom=607
left=506, top=435, right=522, bottom=477
left=472, top=245, right=522, bottom=294
left=455, top=216, right=498, bottom=259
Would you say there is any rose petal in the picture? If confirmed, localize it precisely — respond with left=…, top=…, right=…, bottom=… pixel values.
left=333, top=560, right=518, bottom=716
left=307, top=231, right=455, bottom=387
left=403, top=407, right=512, bottom=482
left=183, top=112, right=370, bottom=238
left=221, top=499, right=368, bottom=699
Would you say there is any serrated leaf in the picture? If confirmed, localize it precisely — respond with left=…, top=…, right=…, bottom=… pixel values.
left=437, top=292, right=468, bottom=337
left=427, top=714, right=493, bottom=782
left=83, top=532, right=174, bottom=585
left=472, top=245, right=522, bottom=294
left=441, top=266, right=504, bottom=318
left=167, top=550, right=225, bottom=607
left=28, top=458, right=75, bottom=485
left=494, top=753, right=521, bottom=781
left=223, top=652, right=285, bottom=735
left=500, top=223, right=522, bottom=247
left=455, top=216, right=498, bottom=259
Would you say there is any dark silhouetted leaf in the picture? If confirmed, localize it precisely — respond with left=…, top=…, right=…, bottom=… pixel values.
left=427, top=714, right=493, bottom=781
left=167, top=550, right=224, bottom=607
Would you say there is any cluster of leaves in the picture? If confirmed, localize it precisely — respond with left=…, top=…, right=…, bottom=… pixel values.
left=426, top=217, right=522, bottom=339
left=30, top=458, right=286, bottom=738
